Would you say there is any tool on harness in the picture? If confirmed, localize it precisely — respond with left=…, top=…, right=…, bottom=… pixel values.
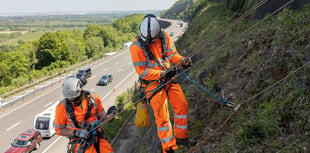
left=179, top=71, right=240, bottom=111
left=135, top=93, right=150, bottom=128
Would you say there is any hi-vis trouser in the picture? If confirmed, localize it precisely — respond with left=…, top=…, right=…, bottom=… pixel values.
left=144, top=81, right=189, bottom=153
left=68, top=137, right=114, bottom=153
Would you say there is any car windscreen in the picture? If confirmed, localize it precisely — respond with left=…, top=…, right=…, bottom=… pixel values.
left=101, top=76, right=108, bottom=80
left=35, top=117, right=50, bottom=130
left=12, top=140, right=28, bottom=147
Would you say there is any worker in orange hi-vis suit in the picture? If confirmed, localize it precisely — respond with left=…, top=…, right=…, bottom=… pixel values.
left=54, top=76, right=116, bottom=153
left=130, top=14, right=197, bottom=153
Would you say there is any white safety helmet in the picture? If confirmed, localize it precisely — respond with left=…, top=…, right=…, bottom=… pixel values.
left=62, top=76, right=83, bottom=99
left=139, top=14, right=161, bottom=44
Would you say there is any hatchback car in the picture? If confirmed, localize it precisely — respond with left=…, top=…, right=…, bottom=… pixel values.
left=5, top=129, right=42, bottom=153
left=76, top=67, right=92, bottom=79
left=97, top=74, right=113, bottom=86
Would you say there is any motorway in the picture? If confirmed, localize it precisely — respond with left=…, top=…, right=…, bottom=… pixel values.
left=0, top=19, right=186, bottom=153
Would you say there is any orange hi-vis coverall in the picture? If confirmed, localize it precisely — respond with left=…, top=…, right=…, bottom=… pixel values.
left=54, top=91, right=114, bottom=153
left=130, top=31, right=189, bottom=152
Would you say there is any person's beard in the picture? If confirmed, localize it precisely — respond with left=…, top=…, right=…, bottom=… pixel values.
left=71, top=96, right=82, bottom=106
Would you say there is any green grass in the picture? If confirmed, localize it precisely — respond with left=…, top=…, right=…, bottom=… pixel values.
left=0, top=31, right=45, bottom=45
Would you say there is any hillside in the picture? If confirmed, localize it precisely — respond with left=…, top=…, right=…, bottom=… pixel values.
left=172, top=1, right=310, bottom=153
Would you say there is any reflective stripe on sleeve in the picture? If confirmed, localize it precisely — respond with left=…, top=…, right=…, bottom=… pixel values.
left=54, top=123, right=65, bottom=129
left=167, top=53, right=176, bottom=60
left=133, top=61, right=147, bottom=66
left=140, top=67, right=149, bottom=78
left=167, top=44, right=175, bottom=53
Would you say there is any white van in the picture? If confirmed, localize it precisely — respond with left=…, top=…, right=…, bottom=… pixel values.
left=33, top=102, right=58, bottom=138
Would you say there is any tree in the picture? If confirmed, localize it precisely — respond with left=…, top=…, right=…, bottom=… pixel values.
left=84, top=24, right=103, bottom=40
left=36, top=32, right=71, bottom=69
left=86, top=37, right=105, bottom=58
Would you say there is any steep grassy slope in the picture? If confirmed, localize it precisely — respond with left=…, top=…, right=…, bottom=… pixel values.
left=174, top=2, right=310, bottom=153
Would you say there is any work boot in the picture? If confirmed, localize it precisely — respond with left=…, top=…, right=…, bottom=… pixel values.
left=176, top=138, right=197, bottom=146
left=165, top=148, right=175, bottom=153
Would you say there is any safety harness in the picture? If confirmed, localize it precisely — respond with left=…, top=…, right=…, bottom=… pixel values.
left=136, top=30, right=174, bottom=102
left=137, top=29, right=168, bottom=71
left=61, top=91, right=103, bottom=153
left=64, top=91, right=97, bottom=128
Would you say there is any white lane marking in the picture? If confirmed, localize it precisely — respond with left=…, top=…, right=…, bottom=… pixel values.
left=118, top=68, right=122, bottom=72
left=115, top=61, right=119, bottom=64
left=103, top=68, right=107, bottom=72
left=6, top=122, right=20, bottom=131
left=44, top=101, right=54, bottom=108
left=91, top=88, right=95, bottom=92
left=102, top=70, right=135, bottom=100
left=0, top=86, right=61, bottom=119
left=42, top=136, right=62, bottom=153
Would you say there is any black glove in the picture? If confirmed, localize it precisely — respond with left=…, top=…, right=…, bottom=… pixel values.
left=107, top=106, right=116, bottom=122
left=165, top=67, right=177, bottom=79
left=74, top=129, right=90, bottom=139
left=182, top=57, right=192, bottom=69
left=107, top=106, right=117, bottom=115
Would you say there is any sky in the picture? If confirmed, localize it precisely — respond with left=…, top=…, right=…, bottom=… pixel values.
left=0, top=0, right=178, bottom=14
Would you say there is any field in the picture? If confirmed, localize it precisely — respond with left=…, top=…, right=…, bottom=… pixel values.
left=0, top=12, right=128, bottom=45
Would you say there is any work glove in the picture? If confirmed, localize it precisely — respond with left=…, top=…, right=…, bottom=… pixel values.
left=161, top=67, right=177, bottom=79
left=74, top=129, right=90, bottom=139
left=107, top=106, right=117, bottom=121
left=182, top=57, right=192, bottom=69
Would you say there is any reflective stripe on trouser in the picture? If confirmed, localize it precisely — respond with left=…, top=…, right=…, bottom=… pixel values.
left=146, top=83, right=177, bottom=152
left=72, top=138, right=114, bottom=153
left=168, top=83, right=188, bottom=139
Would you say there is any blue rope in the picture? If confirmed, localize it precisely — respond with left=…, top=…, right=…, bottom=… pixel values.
left=179, top=71, right=228, bottom=104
